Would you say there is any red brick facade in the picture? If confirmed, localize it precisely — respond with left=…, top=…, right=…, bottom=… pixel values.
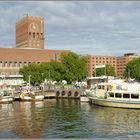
left=0, top=15, right=69, bottom=77
left=16, top=16, right=44, bottom=49
left=87, top=55, right=116, bottom=77
left=87, top=53, right=139, bottom=77
left=0, top=15, right=139, bottom=78
left=0, top=48, right=69, bottom=76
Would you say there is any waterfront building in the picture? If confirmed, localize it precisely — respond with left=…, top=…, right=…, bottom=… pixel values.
left=0, top=14, right=139, bottom=81
left=87, top=53, right=139, bottom=78
left=0, top=15, right=69, bottom=80
left=116, top=53, right=139, bottom=77
left=87, top=55, right=116, bottom=77
left=16, top=15, right=44, bottom=49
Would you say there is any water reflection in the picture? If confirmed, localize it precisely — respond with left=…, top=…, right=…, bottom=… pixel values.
left=13, top=101, right=46, bottom=138
left=0, top=101, right=45, bottom=138
left=87, top=105, right=140, bottom=138
left=0, top=99, right=140, bottom=138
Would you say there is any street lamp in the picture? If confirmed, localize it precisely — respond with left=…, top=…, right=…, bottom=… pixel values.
left=29, top=75, right=31, bottom=92
left=41, top=73, right=44, bottom=83
left=49, top=70, right=50, bottom=81
left=41, top=73, right=44, bottom=91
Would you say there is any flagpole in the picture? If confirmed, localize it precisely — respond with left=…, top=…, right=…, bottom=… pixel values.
left=105, top=65, right=106, bottom=76
left=95, top=65, right=96, bottom=77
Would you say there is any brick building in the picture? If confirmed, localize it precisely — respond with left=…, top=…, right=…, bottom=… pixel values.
left=87, top=55, right=116, bottom=77
left=116, top=53, right=139, bottom=77
left=0, top=15, right=69, bottom=78
left=87, top=53, right=139, bottom=78
left=0, top=15, right=139, bottom=79
left=16, top=16, right=44, bottom=49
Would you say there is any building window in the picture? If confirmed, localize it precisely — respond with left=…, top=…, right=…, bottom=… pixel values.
left=14, top=62, right=18, bottom=67
left=3, top=62, right=8, bottom=67
left=24, top=62, right=27, bottom=65
left=19, top=62, right=22, bottom=67
left=33, top=32, right=35, bottom=38
left=17, top=62, right=20, bottom=67
left=9, top=62, right=12, bottom=68
left=0, top=62, right=2, bottom=67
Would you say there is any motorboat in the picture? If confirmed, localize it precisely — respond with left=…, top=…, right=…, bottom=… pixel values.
left=80, top=91, right=90, bottom=102
left=20, top=90, right=44, bottom=101
left=88, top=82, right=140, bottom=109
left=0, top=89, right=14, bottom=104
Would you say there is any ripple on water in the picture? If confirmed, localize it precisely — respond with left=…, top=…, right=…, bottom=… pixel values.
left=0, top=99, right=140, bottom=138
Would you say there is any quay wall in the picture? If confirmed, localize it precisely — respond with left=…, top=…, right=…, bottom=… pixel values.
left=12, top=88, right=84, bottom=100
left=43, top=88, right=84, bottom=99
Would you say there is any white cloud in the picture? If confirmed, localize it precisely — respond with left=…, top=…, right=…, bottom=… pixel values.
left=0, top=1, right=140, bottom=56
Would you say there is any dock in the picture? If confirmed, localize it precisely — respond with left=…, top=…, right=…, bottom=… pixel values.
left=12, top=86, right=85, bottom=101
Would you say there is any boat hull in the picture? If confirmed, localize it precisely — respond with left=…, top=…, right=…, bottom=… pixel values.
left=89, top=97, right=140, bottom=109
left=20, top=95, right=44, bottom=102
left=80, top=96, right=90, bottom=102
left=0, top=96, right=13, bottom=104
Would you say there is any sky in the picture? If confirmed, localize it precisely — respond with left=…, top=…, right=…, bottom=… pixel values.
left=1, top=1, right=140, bottom=56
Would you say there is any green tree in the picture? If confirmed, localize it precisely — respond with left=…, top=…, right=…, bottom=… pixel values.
left=124, top=57, right=140, bottom=81
left=40, top=61, right=66, bottom=82
left=94, top=64, right=116, bottom=77
left=61, top=52, right=87, bottom=83
left=19, top=52, right=87, bottom=85
left=19, top=63, right=42, bottom=85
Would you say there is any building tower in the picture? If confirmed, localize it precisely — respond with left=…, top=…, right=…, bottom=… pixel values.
left=16, top=15, right=44, bottom=49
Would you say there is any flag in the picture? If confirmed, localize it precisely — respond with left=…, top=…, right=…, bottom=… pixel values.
left=95, top=64, right=105, bottom=69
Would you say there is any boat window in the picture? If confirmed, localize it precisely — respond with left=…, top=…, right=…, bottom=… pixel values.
left=131, top=94, right=139, bottom=99
left=115, top=93, right=122, bottom=98
left=123, top=94, right=130, bottom=98
left=109, top=92, right=114, bottom=97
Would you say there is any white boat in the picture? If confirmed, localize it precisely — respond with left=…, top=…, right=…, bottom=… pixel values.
left=20, top=91, right=44, bottom=101
left=88, top=82, right=140, bottom=109
left=80, top=93, right=90, bottom=102
left=0, top=96, right=13, bottom=104
left=0, top=89, right=14, bottom=104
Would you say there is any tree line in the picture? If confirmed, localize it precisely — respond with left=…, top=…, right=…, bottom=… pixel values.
left=19, top=52, right=87, bottom=85
left=20, top=51, right=140, bottom=86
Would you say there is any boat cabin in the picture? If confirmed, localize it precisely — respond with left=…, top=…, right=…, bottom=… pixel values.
left=96, top=83, right=113, bottom=91
left=87, top=76, right=109, bottom=89
left=108, top=90, right=140, bottom=101
left=94, top=83, right=114, bottom=98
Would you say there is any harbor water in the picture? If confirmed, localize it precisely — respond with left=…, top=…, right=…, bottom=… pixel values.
left=0, top=99, right=140, bottom=138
